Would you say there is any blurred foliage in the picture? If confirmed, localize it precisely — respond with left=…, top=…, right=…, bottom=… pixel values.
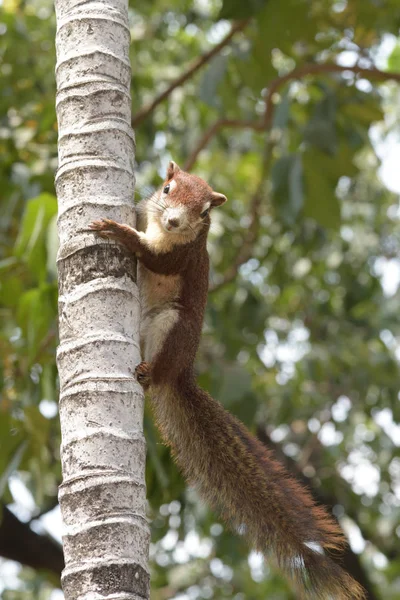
left=1, top=0, right=400, bottom=598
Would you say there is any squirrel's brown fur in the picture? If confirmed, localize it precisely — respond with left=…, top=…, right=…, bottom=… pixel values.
left=90, top=162, right=365, bottom=600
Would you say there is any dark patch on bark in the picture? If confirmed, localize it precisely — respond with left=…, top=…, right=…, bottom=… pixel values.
left=58, top=244, right=136, bottom=295
left=62, top=561, right=149, bottom=599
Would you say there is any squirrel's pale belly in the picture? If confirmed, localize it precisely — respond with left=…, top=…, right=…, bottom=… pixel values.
left=138, top=263, right=182, bottom=362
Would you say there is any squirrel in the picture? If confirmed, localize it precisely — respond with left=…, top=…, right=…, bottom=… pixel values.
left=89, top=161, right=365, bottom=600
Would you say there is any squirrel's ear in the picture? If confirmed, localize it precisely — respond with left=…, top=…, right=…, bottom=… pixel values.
left=167, top=161, right=181, bottom=180
left=211, top=192, right=227, bottom=207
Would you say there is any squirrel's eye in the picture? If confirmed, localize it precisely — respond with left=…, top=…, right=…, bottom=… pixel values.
left=163, top=184, right=170, bottom=194
left=200, top=208, right=209, bottom=218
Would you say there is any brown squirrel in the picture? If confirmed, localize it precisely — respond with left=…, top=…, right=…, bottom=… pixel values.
left=90, top=161, right=365, bottom=600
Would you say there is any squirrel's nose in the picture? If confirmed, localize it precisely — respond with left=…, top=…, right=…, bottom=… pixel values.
left=167, top=217, right=180, bottom=228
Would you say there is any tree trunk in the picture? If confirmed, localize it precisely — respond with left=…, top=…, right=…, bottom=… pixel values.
left=54, top=1, right=150, bottom=598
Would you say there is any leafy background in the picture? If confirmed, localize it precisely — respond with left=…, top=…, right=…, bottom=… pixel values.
left=1, top=0, right=400, bottom=598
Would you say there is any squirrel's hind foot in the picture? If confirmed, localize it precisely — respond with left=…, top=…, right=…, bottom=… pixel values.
left=135, top=361, right=152, bottom=390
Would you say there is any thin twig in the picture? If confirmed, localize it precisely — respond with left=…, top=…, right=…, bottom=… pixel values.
left=185, top=62, right=400, bottom=170
left=131, top=19, right=250, bottom=127
left=184, top=119, right=263, bottom=171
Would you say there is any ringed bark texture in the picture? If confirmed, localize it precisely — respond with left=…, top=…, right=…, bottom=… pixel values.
left=55, top=1, right=150, bottom=598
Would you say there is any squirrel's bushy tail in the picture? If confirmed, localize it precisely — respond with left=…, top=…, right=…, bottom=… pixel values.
left=151, top=375, right=365, bottom=600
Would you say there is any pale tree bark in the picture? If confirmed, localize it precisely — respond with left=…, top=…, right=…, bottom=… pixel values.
left=55, top=1, right=150, bottom=598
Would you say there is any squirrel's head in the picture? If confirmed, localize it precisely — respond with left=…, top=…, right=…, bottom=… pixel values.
left=151, top=161, right=227, bottom=239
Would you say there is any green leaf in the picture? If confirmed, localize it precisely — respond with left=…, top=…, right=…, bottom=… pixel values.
left=219, top=0, right=267, bottom=20
left=46, top=214, right=59, bottom=280
left=387, top=43, right=400, bottom=73
left=341, top=97, right=384, bottom=126
left=146, top=419, right=170, bottom=489
left=17, top=285, right=54, bottom=361
left=271, top=154, right=304, bottom=224
left=0, top=441, right=28, bottom=499
left=253, top=0, right=318, bottom=60
left=302, top=149, right=340, bottom=229
left=199, top=54, right=228, bottom=108
left=304, top=89, right=337, bottom=154
left=233, top=47, right=277, bottom=94
left=15, top=193, right=57, bottom=284
left=273, top=92, right=290, bottom=129
left=0, top=410, right=26, bottom=500
left=0, top=275, right=24, bottom=308
left=24, top=406, right=50, bottom=442
left=218, top=365, right=252, bottom=406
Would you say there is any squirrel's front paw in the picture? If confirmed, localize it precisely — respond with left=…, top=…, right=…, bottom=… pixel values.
left=89, top=218, right=122, bottom=239
left=89, top=219, right=139, bottom=249
left=135, top=361, right=152, bottom=390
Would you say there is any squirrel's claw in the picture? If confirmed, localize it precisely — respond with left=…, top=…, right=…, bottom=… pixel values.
left=89, top=218, right=117, bottom=228
left=89, top=219, right=139, bottom=245
left=135, top=361, right=152, bottom=389
left=89, top=218, right=123, bottom=240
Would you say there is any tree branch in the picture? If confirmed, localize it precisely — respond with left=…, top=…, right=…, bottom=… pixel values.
left=0, top=504, right=64, bottom=578
left=184, top=62, right=400, bottom=171
left=131, top=19, right=250, bottom=127
left=184, top=119, right=263, bottom=171
left=187, top=62, right=400, bottom=292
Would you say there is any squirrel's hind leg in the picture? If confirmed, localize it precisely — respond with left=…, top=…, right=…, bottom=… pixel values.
left=136, top=314, right=199, bottom=388
left=150, top=318, right=200, bottom=386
